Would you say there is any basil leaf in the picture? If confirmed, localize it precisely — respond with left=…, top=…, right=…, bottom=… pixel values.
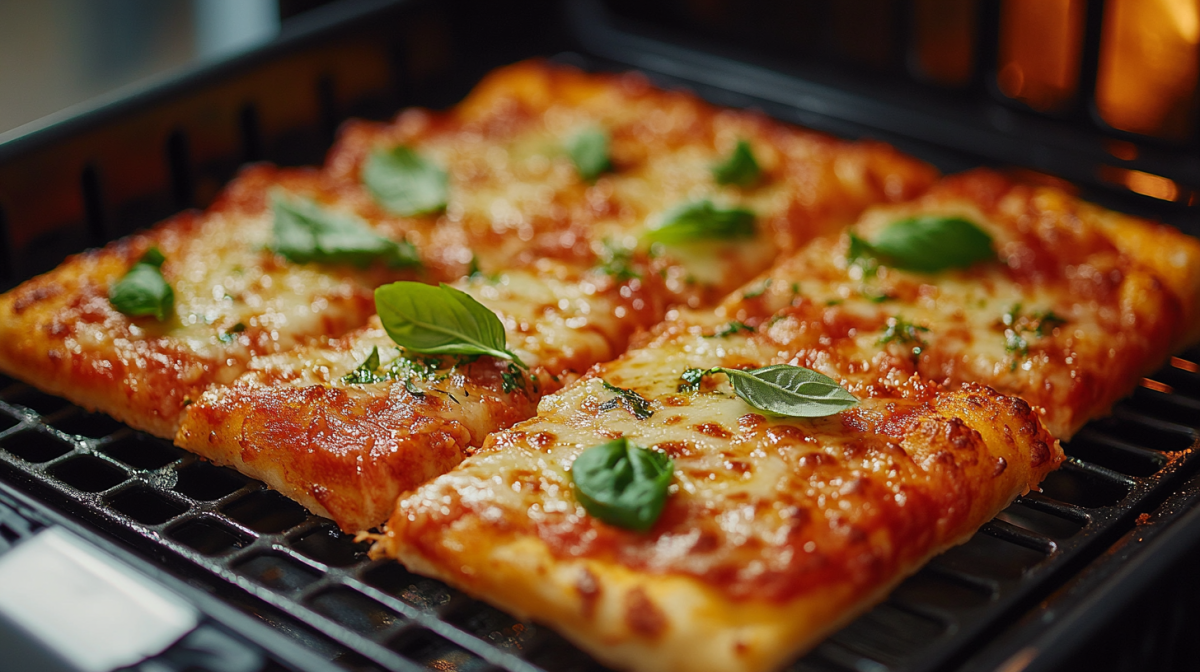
left=684, top=365, right=856, bottom=417
left=566, top=127, right=611, bottom=182
left=374, top=281, right=525, bottom=367
left=863, top=216, right=995, bottom=273
left=712, top=139, right=761, bottom=187
left=109, top=248, right=174, bottom=321
left=363, top=146, right=448, bottom=216
left=643, top=200, right=756, bottom=245
left=271, top=192, right=419, bottom=268
left=571, top=438, right=673, bottom=532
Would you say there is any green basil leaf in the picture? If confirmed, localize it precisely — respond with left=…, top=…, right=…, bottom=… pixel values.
left=571, top=438, right=673, bottom=532
left=643, top=200, right=756, bottom=245
left=715, top=364, right=857, bottom=417
left=374, top=281, right=525, bottom=367
left=864, top=216, right=995, bottom=273
left=108, top=248, right=174, bottom=321
left=140, top=247, right=166, bottom=268
left=712, top=139, right=761, bottom=187
left=271, top=192, right=420, bottom=268
left=363, top=146, right=449, bottom=216
left=566, top=127, right=611, bottom=182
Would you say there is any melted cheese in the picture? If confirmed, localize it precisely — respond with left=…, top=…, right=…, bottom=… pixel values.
left=374, top=326, right=1061, bottom=672
left=0, top=166, right=418, bottom=437
left=176, top=260, right=666, bottom=531
left=715, top=169, right=1200, bottom=438
left=327, top=61, right=937, bottom=305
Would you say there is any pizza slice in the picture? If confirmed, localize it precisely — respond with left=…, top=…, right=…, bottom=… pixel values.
left=326, top=60, right=938, bottom=305
left=0, top=165, right=435, bottom=438
left=370, top=314, right=1063, bottom=672
left=176, top=262, right=668, bottom=532
left=712, top=168, right=1200, bottom=439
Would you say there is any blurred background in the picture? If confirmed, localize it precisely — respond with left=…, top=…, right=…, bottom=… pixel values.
left=0, top=0, right=337, bottom=135
left=3, top=0, right=1199, bottom=143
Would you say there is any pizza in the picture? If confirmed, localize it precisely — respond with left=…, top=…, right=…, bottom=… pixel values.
left=166, top=60, right=937, bottom=531
left=367, top=169, right=1200, bottom=670
left=712, top=168, right=1200, bottom=439
left=0, top=165, right=430, bottom=438
left=176, top=263, right=668, bottom=532
left=371, top=312, right=1064, bottom=672
left=324, top=60, right=938, bottom=305
left=4, top=57, right=1197, bottom=671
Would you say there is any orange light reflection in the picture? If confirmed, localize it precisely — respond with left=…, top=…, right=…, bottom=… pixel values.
left=911, top=0, right=978, bottom=86
left=996, top=0, right=1085, bottom=112
left=1098, top=165, right=1182, bottom=202
left=1096, top=0, right=1200, bottom=140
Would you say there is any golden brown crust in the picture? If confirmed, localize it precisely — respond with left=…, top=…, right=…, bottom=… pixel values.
left=177, top=354, right=539, bottom=531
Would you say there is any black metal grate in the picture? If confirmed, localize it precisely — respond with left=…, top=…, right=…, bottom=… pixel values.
left=0, top=348, right=1197, bottom=672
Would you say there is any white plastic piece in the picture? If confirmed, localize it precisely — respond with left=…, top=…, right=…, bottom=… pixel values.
left=0, top=527, right=199, bottom=672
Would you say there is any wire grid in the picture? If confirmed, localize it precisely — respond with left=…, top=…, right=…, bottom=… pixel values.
left=0, top=352, right=1197, bottom=672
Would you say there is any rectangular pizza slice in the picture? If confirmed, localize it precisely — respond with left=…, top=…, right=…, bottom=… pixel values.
left=370, top=312, right=1064, bottom=672
left=714, top=168, right=1200, bottom=439
left=325, top=60, right=938, bottom=305
left=0, top=165, right=432, bottom=438
left=176, top=262, right=668, bottom=532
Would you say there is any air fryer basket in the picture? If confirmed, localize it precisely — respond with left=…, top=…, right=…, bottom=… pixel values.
left=2, top=1, right=1200, bottom=671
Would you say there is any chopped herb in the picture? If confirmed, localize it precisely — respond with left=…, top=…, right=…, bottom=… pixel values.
left=599, top=380, right=654, bottom=420
left=403, top=378, right=425, bottom=398
left=678, top=367, right=707, bottom=393
left=742, top=278, right=772, bottom=299
left=571, top=438, right=673, bottom=532
left=878, top=316, right=929, bottom=361
left=362, top=145, right=449, bottom=216
left=712, top=139, right=761, bottom=187
left=271, top=191, right=420, bottom=268
left=343, top=346, right=385, bottom=384
left=825, top=299, right=844, bottom=306
left=866, top=291, right=893, bottom=303
left=1002, top=304, right=1067, bottom=365
left=566, top=127, right=612, bottom=182
left=597, top=241, right=640, bottom=281
left=708, top=321, right=755, bottom=338
left=679, top=365, right=857, bottom=417
left=643, top=200, right=756, bottom=245
left=109, top=248, right=174, bottom=321
left=501, top=363, right=527, bottom=394
left=218, top=322, right=246, bottom=344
